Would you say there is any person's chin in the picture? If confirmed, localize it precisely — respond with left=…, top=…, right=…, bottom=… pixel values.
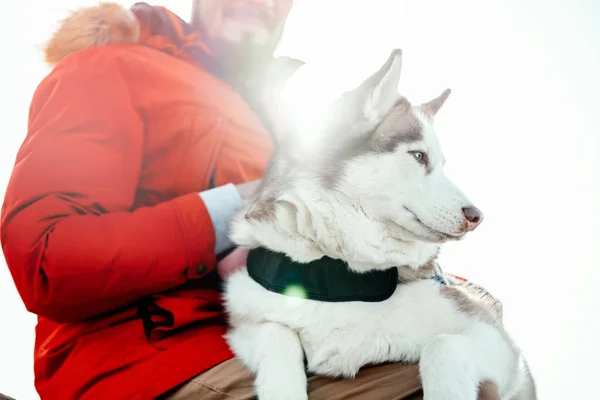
left=219, top=20, right=271, bottom=46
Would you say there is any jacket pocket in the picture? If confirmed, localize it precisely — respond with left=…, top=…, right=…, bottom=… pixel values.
left=138, top=278, right=225, bottom=344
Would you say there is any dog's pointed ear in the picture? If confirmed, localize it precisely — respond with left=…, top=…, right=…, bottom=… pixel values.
left=421, top=88, right=451, bottom=117
left=344, top=49, right=403, bottom=123
left=244, top=200, right=277, bottom=222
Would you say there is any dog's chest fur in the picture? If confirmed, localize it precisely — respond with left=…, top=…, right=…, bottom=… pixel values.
left=225, top=269, right=472, bottom=378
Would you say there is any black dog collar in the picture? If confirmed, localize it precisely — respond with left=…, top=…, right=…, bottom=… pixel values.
left=246, top=247, right=399, bottom=302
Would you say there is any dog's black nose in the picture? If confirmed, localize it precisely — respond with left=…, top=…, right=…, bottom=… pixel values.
left=462, top=206, right=483, bottom=230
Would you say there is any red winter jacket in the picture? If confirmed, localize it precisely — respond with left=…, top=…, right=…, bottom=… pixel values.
left=0, top=3, right=294, bottom=399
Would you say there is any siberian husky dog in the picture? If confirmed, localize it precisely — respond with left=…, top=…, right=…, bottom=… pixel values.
left=223, top=49, right=536, bottom=400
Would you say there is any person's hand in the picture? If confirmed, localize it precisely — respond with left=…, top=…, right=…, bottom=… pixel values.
left=217, top=247, right=250, bottom=280
left=215, top=180, right=260, bottom=280
left=235, top=179, right=261, bottom=201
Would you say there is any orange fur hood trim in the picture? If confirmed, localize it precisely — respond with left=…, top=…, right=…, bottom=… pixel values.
left=44, top=2, right=141, bottom=66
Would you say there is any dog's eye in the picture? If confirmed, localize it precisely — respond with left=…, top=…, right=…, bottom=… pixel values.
left=409, top=151, right=428, bottom=166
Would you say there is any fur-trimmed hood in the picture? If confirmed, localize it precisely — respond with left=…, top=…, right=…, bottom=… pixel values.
left=44, top=2, right=221, bottom=70
left=44, top=3, right=142, bottom=66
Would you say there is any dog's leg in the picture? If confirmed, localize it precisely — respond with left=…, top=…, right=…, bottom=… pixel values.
left=419, top=322, right=520, bottom=400
left=226, top=322, right=308, bottom=400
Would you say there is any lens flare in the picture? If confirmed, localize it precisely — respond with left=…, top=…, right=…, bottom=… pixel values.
left=282, top=284, right=308, bottom=299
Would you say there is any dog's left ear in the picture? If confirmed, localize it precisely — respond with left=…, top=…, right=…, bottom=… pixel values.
left=421, top=88, right=451, bottom=117
left=343, top=49, right=403, bottom=125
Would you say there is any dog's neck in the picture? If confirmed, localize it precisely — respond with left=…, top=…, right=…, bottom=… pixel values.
left=231, top=184, right=440, bottom=273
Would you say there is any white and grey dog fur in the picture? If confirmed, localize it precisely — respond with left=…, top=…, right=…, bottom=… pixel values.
left=222, top=49, right=537, bottom=400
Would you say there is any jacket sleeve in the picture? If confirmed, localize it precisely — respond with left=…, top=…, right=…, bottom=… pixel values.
left=0, top=57, right=218, bottom=323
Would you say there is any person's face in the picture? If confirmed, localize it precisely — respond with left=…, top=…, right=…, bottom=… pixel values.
left=194, top=0, right=293, bottom=46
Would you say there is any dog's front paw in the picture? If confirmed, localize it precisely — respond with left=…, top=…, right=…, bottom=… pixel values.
left=419, top=334, right=479, bottom=400
left=255, top=373, right=308, bottom=400
left=256, top=387, right=308, bottom=400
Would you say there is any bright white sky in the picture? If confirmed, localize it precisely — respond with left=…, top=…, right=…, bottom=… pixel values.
left=1, top=1, right=599, bottom=399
